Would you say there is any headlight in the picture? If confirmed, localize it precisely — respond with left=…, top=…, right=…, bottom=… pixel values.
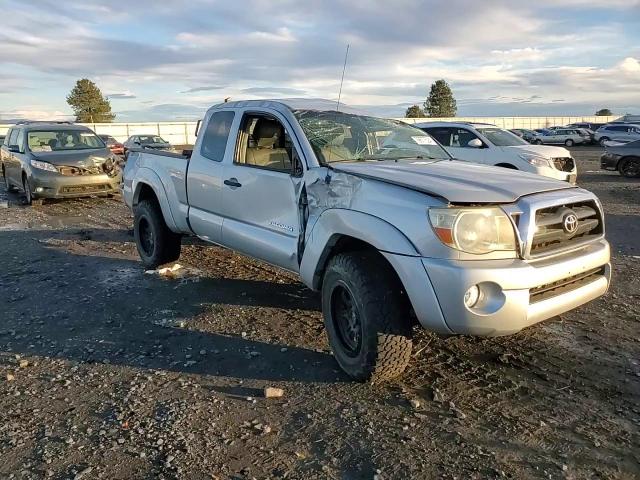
left=518, top=153, right=552, bottom=168
left=30, top=160, right=58, bottom=172
left=428, top=207, right=517, bottom=254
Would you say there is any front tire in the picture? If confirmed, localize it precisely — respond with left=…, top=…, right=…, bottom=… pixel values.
left=534, top=139, right=543, bottom=145
left=599, top=137, right=610, bottom=146
left=322, top=251, right=412, bottom=382
left=618, top=157, right=640, bottom=178
left=134, top=199, right=182, bottom=269
left=23, top=175, right=34, bottom=205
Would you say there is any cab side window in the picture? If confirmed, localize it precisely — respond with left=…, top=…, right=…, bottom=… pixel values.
left=424, top=128, right=454, bottom=146
left=451, top=128, right=481, bottom=148
left=8, top=129, right=19, bottom=148
left=235, top=114, right=296, bottom=173
left=200, top=111, right=235, bottom=162
left=15, top=130, right=25, bottom=153
left=3, top=129, right=13, bottom=146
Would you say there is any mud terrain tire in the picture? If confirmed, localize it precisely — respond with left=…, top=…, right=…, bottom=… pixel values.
left=134, top=199, right=181, bottom=269
left=322, top=251, right=413, bottom=382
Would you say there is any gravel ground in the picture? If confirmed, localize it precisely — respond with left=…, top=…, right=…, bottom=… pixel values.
left=1, top=147, right=639, bottom=480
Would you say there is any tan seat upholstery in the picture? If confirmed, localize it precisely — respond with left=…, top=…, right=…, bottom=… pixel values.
left=245, top=119, right=293, bottom=171
left=319, top=134, right=352, bottom=163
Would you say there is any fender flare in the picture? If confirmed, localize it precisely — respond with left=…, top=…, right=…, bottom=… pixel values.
left=132, top=167, right=178, bottom=232
left=299, top=208, right=419, bottom=290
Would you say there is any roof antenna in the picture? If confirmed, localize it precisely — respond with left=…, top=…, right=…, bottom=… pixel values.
left=336, top=44, right=350, bottom=112
left=326, top=44, right=350, bottom=181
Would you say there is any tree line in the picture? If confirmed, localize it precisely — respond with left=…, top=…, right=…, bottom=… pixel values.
left=63, top=78, right=615, bottom=123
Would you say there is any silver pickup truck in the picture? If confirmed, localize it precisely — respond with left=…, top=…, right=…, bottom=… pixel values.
left=123, top=99, right=611, bottom=382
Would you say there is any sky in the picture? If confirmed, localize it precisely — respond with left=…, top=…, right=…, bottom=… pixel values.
left=0, top=0, right=639, bottom=122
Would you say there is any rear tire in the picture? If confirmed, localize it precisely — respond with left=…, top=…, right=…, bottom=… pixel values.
left=618, top=157, right=640, bottom=178
left=565, top=139, right=574, bottom=147
left=534, top=139, right=543, bottom=145
left=134, top=199, right=182, bottom=269
left=3, top=167, right=18, bottom=192
left=321, top=251, right=413, bottom=383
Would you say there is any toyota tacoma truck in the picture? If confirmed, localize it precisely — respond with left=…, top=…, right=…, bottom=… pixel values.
left=123, top=99, right=611, bottom=382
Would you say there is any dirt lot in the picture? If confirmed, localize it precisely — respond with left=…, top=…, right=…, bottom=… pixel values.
left=1, top=147, right=639, bottom=480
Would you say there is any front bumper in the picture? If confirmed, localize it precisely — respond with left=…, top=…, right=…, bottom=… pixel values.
left=28, top=169, right=122, bottom=199
left=388, top=240, right=610, bottom=337
left=536, top=165, right=577, bottom=184
left=600, top=153, right=620, bottom=170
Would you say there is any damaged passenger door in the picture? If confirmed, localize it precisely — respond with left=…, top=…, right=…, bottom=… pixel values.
left=220, top=110, right=306, bottom=273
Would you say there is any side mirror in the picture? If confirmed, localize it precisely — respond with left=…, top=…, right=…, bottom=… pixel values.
left=467, top=138, right=483, bottom=148
left=8, top=145, right=20, bottom=153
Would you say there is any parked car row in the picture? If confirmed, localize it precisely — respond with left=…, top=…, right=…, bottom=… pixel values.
left=509, top=122, right=640, bottom=147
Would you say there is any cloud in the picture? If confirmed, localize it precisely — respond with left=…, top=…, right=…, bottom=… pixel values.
left=0, top=108, right=73, bottom=121
left=0, top=0, right=638, bottom=119
left=107, top=91, right=137, bottom=99
left=241, top=87, right=307, bottom=95
left=179, top=85, right=226, bottom=93
left=620, top=57, right=640, bottom=73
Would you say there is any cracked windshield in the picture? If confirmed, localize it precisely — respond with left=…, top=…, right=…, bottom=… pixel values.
left=295, top=110, right=451, bottom=164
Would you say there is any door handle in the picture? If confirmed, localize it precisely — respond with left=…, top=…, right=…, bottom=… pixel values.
left=224, top=178, right=242, bottom=188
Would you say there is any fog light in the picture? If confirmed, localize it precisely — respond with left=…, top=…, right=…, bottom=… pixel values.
left=35, top=187, right=44, bottom=193
left=464, top=285, right=481, bottom=308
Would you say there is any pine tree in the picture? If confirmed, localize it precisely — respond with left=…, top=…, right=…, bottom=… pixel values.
left=424, top=79, right=457, bottom=118
left=66, top=79, right=115, bottom=123
left=595, top=108, right=612, bottom=116
left=405, top=105, right=425, bottom=118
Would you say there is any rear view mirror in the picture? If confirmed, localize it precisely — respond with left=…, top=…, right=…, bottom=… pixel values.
left=467, top=139, right=483, bottom=148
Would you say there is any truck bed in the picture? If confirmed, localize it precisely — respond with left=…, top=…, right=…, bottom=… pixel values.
left=123, top=150, right=192, bottom=234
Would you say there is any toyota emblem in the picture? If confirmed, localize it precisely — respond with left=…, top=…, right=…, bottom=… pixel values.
left=563, top=213, right=579, bottom=234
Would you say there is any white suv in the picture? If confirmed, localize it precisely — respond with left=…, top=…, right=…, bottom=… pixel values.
left=594, top=124, right=640, bottom=146
left=416, top=122, right=577, bottom=183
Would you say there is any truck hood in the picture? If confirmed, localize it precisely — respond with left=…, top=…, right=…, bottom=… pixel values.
left=501, top=144, right=571, bottom=158
left=332, top=159, right=575, bottom=204
left=31, top=148, right=113, bottom=166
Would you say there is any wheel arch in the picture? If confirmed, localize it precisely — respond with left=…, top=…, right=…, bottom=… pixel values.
left=299, top=209, right=419, bottom=291
left=495, top=163, right=518, bottom=169
left=132, top=171, right=178, bottom=232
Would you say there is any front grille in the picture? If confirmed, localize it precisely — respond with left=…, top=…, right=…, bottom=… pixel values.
left=530, top=200, right=603, bottom=256
left=61, top=184, right=110, bottom=194
left=552, top=157, right=575, bottom=172
left=57, top=166, right=104, bottom=176
left=530, top=267, right=606, bottom=303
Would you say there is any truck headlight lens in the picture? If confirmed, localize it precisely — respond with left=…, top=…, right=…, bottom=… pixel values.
left=518, top=153, right=552, bottom=168
left=429, top=207, right=517, bottom=254
left=30, top=160, right=58, bottom=172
